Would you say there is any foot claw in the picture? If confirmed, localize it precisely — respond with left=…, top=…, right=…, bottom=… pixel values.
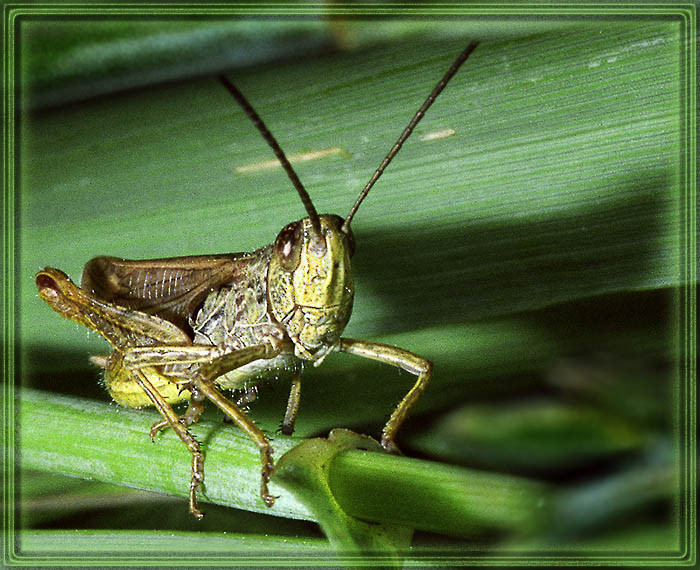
left=149, top=419, right=170, bottom=441
left=381, top=438, right=403, bottom=456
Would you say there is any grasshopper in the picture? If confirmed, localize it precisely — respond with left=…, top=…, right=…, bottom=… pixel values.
left=35, top=42, right=479, bottom=518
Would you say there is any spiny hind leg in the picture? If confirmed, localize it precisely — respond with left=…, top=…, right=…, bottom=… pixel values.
left=133, top=369, right=206, bottom=519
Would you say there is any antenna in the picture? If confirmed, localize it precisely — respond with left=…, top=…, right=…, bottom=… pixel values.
left=342, top=41, right=479, bottom=233
left=219, top=75, right=322, bottom=238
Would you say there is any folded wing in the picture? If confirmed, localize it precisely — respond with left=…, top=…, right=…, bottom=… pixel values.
left=81, top=254, right=247, bottom=331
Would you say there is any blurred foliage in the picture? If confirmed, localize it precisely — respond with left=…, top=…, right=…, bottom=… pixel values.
left=14, top=13, right=692, bottom=567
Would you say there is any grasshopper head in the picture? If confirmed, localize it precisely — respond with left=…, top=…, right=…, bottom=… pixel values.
left=224, top=42, right=478, bottom=360
left=267, top=214, right=355, bottom=361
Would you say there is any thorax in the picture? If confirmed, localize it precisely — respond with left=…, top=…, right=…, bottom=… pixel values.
left=191, top=245, right=299, bottom=390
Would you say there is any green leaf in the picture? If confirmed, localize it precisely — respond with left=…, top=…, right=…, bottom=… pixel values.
left=273, top=429, right=413, bottom=563
left=20, top=529, right=333, bottom=559
left=19, top=388, right=549, bottom=539
left=21, top=20, right=335, bottom=109
left=412, top=400, right=649, bottom=473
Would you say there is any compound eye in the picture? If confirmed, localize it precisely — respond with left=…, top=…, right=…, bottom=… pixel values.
left=274, top=221, right=303, bottom=271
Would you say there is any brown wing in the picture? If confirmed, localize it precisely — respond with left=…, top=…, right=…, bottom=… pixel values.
left=81, top=254, right=248, bottom=330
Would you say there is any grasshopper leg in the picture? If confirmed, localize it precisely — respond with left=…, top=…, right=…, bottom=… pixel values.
left=150, top=383, right=206, bottom=441
left=339, top=338, right=432, bottom=454
left=193, top=342, right=283, bottom=507
left=133, top=369, right=206, bottom=519
left=193, top=377, right=276, bottom=507
left=281, top=369, right=302, bottom=435
left=125, top=341, right=282, bottom=508
left=149, top=419, right=169, bottom=439
left=123, top=345, right=223, bottom=369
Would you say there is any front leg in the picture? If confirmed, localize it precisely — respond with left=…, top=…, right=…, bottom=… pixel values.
left=281, top=369, right=302, bottom=436
left=339, top=338, right=432, bottom=454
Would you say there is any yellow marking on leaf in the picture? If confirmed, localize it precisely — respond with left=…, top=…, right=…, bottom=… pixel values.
left=236, top=147, right=344, bottom=173
left=420, top=128, right=455, bottom=141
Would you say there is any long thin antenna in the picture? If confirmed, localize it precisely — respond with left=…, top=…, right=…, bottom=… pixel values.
left=219, top=75, right=322, bottom=237
left=342, top=41, right=479, bottom=233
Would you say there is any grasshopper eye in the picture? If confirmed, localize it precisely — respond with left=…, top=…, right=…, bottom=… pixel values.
left=274, top=221, right=303, bottom=271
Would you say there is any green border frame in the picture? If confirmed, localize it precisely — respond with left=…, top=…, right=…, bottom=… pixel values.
left=3, top=1, right=696, bottom=567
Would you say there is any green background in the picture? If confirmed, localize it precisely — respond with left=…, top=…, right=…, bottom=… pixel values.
left=11, top=9, right=694, bottom=566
